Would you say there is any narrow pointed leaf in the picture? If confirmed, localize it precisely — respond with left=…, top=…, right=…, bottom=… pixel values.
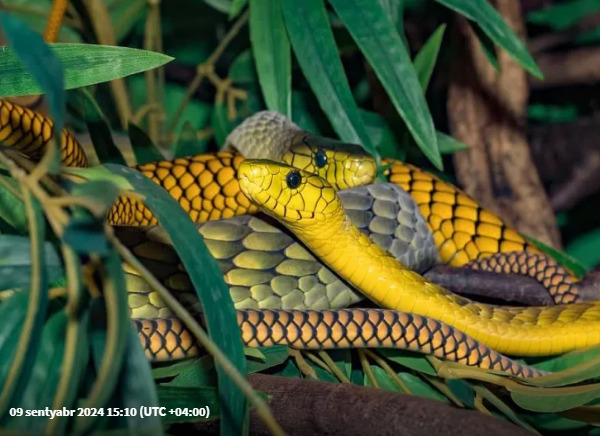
left=79, top=88, right=127, bottom=166
left=281, top=0, right=377, bottom=156
left=250, top=0, right=291, bottom=117
left=0, top=192, right=48, bottom=420
left=413, top=24, right=446, bottom=91
left=128, top=122, right=165, bottom=165
left=434, top=0, right=543, bottom=79
left=437, top=132, right=468, bottom=154
left=0, top=44, right=174, bottom=97
left=328, top=0, right=440, bottom=169
left=103, top=163, right=247, bottom=436
left=0, top=235, right=64, bottom=291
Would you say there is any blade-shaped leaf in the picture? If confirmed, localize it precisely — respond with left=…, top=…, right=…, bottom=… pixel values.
left=0, top=192, right=48, bottom=420
left=103, top=163, right=247, bottom=436
left=413, top=24, right=446, bottom=91
left=328, top=0, right=441, bottom=169
left=250, top=0, right=292, bottom=117
left=128, top=122, right=165, bottom=165
left=0, top=235, right=64, bottom=291
left=434, top=0, right=543, bottom=79
left=79, top=88, right=127, bottom=166
left=0, top=43, right=174, bottom=97
left=437, top=131, right=468, bottom=154
left=281, top=0, right=377, bottom=157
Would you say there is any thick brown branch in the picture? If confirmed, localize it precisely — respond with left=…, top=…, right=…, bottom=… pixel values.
left=424, top=265, right=554, bottom=306
left=447, top=1, right=561, bottom=248
left=532, top=47, right=600, bottom=89
left=191, top=374, right=531, bottom=436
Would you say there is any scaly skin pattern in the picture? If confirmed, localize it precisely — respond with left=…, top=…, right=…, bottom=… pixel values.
left=0, top=98, right=87, bottom=167
left=228, top=114, right=581, bottom=304
left=107, top=152, right=258, bottom=225
left=384, top=160, right=581, bottom=304
left=117, top=183, right=438, bottom=318
left=3, top=103, right=580, bottom=303
left=237, top=160, right=600, bottom=357
left=135, top=309, right=545, bottom=378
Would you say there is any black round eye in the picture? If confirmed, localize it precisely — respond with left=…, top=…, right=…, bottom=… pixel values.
left=286, top=171, right=302, bottom=189
left=315, top=150, right=327, bottom=168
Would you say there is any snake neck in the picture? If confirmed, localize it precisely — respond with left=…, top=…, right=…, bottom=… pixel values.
left=289, top=206, right=600, bottom=357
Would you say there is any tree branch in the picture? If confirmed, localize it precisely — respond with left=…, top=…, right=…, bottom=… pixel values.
left=447, top=1, right=561, bottom=248
left=191, top=374, right=532, bottom=436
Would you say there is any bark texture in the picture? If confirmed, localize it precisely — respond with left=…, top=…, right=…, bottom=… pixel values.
left=447, top=0, right=561, bottom=248
left=192, top=373, right=533, bottom=436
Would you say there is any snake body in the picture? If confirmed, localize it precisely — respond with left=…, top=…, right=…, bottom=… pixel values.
left=0, top=101, right=572, bottom=376
left=118, top=183, right=438, bottom=317
left=237, top=160, right=600, bottom=357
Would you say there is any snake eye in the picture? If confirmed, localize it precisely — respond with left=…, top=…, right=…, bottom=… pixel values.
left=315, top=150, right=327, bottom=168
left=286, top=171, right=302, bottom=189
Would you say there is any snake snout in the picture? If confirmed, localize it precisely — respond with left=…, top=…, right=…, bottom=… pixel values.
left=238, top=161, right=267, bottom=198
left=342, top=157, right=377, bottom=188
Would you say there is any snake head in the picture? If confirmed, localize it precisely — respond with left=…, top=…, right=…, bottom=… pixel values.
left=282, top=136, right=376, bottom=190
left=238, top=159, right=344, bottom=227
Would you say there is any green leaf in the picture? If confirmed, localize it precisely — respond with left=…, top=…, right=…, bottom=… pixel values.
left=525, top=235, right=587, bottom=278
left=473, top=385, right=538, bottom=432
left=230, top=0, right=248, bottom=19
left=328, top=0, right=440, bottom=169
left=116, top=324, right=163, bottom=435
left=436, top=131, right=468, bottom=154
left=0, top=235, right=64, bottom=291
left=157, top=386, right=220, bottom=424
left=78, top=88, right=127, bottom=166
left=6, top=311, right=67, bottom=433
left=0, top=44, right=174, bottom=97
left=413, top=24, right=446, bottom=91
left=377, top=350, right=438, bottom=376
left=473, top=25, right=500, bottom=73
left=103, top=163, right=247, bottom=436
left=523, top=345, right=600, bottom=388
left=230, top=49, right=258, bottom=84
left=0, top=192, right=49, bottom=420
left=167, top=356, right=217, bottom=388
left=63, top=216, right=110, bottom=256
left=0, top=175, right=27, bottom=234
left=204, top=0, right=233, bottom=14
left=250, top=0, right=292, bottom=118
left=0, top=292, right=30, bottom=390
left=527, top=0, right=600, bottom=31
left=74, top=249, right=130, bottom=434
left=152, top=359, right=198, bottom=380
left=281, top=0, right=377, bottom=157
left=434, top=0, right=543, bottom=79
left=211, top=102, right=237, bottom=147
left=247, top=347, right=289, bottom=374
left=128, top=122, right=165, bottom=165
left=291, top=91, right=324, bottom=135
left=509, top=382, right=600, bottom=413
left=0, top=11, right=64, bottom=173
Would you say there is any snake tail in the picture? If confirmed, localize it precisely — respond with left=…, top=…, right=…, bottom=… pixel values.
left=465, top=252, right=582, bottom=304
left=135, top=309, right=546, bottom=378
left=0, top=99, right=87, bottom=167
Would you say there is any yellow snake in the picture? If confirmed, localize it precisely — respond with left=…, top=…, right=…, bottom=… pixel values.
left=237, top=160, right=600, bottom=357
left=0, top=99, right=574, bottom=377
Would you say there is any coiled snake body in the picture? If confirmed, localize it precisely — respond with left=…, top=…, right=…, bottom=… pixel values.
left=0, top=100, right=586, bottom=377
